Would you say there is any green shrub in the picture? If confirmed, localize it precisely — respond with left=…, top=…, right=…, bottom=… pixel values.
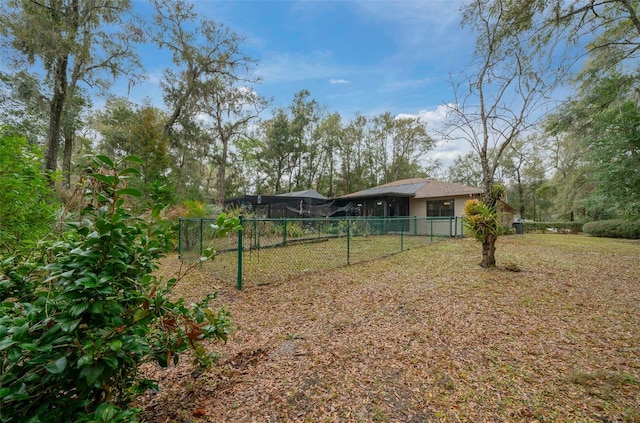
left=583, top=219, right=640, bottom=239
left=0, top=129, right=59, bottom=252
left=269, top=220, right=305, bottom=239
left=498, top=225, right=516, bottom=235
left=0, top=155, right=239, bottom=422
left=522, top=221, right=583, bottom=233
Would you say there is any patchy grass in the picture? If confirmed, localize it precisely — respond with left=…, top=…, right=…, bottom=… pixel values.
left=140, top=234, right=640, bottom=422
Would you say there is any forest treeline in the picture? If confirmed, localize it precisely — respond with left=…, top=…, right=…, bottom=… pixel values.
left=1, top=0, right=639, bottom=223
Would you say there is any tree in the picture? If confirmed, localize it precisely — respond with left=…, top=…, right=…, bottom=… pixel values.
left=150, top=0, right=259, bottom=202
left=586, top=104, right=640, bottom=217
left=0, top=128, right=58, bottom=252
left=500, top=137, right=548, bottom=219
left=370, top=112, right=437, bottom=183
left=312, top=113, right=343, bottom=197
left=229, top=135, right=263, bottom=196
left=500, top=1, right=640, bottom=219
left=199, top=79, right=269, bottom=204
left=337, top=114, right=369, bottom=195
left=258, top=109, right=294, bottom=193
left=256, top=91, right=323, bottom=194
left=151, top=0, right=256, bottom=137
left=447, top=151, right=483, bottom=187
left=129, top=106, right=171, bottom=191
left=92, top=99, right=171, bottom=200
left=445, top=0, right=563, bottom=267
left=0, top=0, right=143, bottom=182
left=503, top=0, right=640, bottom=72
left=0, top=70, right=49, bottom=144
left=463, top=199, right=499, bottom=269
left=288, top=90, right=323, bottom=191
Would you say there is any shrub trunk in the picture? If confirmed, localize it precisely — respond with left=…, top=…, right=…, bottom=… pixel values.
left=481, top=233, right=497, bottom=268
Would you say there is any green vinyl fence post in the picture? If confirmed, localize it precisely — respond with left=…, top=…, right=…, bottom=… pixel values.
left=178, top=218, right=182, bottom=258
left=199, top=218, right=204, bottom=255
left=430, top=218, right=433, bottom=243
left=237, top=215, right=243, bottom=290
left=414, top=215, right=417, bottom=236
left=454, top=216, right=458, bottom=237
left=449, top=216, right=453, bottom=238
left=282, top=219, right=287, bottom=245
left=400, top=219, right=404, bottom=251
left=254, top=218, right=258, bottom=249
left=346, top=218, right=351, bottom=265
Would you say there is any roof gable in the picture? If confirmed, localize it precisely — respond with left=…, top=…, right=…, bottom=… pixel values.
left=339, top=178, right=483, bottom=199
left=414, top=180, right=483, bottom=198
left=276, top=189, right=327, bottom=200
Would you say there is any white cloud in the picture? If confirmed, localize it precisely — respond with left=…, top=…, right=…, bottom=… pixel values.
left=395, top=103, right=473, bottom=170
left=330, top=79, right=350, bottom=85
left=416, top=104, right=454, bottom=125
left=396, top=103, right=454, bottom=126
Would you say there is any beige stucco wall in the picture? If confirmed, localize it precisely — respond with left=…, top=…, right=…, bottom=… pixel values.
left=409, top=198, right=426, bottom=216
left=409, top=195, right=479, bottom=217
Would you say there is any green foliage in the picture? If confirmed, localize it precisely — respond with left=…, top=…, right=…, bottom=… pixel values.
left=95, top=102, right=172, bottom=201
left=543, top=71, right=640, bottom=220
left=497, top=225, right=515, bottom=236
left=447, top=151, right=483, bottom=187
left=0, top=129, right=58, bottom=252
left=583, top=220, right=640, bottom=239
left=523, top=221, right=584, bottom=233
left=270, top=221, right=305, bottom=239
left=463, top=199, right=498, bottom=242
left=490, top=183, right=506, bottom=201
left=224, top=206, right=251, bottom=220
left=584, top=99, right=640, bottom=218
left=182, top=200, right=208, bottom=218
left=0, top=155, right=235, bottom=422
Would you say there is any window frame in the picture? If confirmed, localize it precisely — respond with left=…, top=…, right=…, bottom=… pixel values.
left=427, top=199, right=455, bottom=217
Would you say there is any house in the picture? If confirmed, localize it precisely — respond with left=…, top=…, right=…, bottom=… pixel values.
left=337, top=178, right=484, bottom=218
left=336, top=178, right=514, bottom=235
left=495, top=201, right=516, bottom=227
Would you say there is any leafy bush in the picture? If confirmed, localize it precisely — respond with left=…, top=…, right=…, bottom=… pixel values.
left=0, top=155, right=239, bottom=422
left=269, top=220, right=305, bottom=239
left=463, top=199, right=498, bottom=242
left=583, top=219, right=640, bottom=239
left=498, top=225, right=516, bottom=235
left=0, top=129, right=58, bottom=252
left=522, top=221, right=583, bottom=233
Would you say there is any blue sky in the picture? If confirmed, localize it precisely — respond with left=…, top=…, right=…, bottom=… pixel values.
left=123, top=0, right=476, bottom=167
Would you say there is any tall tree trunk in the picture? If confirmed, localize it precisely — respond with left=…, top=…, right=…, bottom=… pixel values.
left=517, top=171, right=525, bottom=217
left=62, top=128, right=74, bottom=189
left=481, top=233, right=497, bottom=268
left=45, top=56, right=69, bottom=176
left=216, top=136, right=228, bottom=205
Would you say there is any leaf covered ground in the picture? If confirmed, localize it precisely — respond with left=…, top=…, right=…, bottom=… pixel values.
left=139, top=234, right=640, bottom=422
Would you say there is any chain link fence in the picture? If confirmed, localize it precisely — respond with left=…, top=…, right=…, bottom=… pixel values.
left=178, top=216, right=464, bottom=289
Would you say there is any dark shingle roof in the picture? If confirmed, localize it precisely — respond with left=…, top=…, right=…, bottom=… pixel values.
left=276, top=189, right=327, bottom=200
left=339, top=178, right=483, bottom=199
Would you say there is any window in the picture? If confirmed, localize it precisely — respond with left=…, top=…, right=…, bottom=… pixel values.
left=427, top=199, right=454, bottom=217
